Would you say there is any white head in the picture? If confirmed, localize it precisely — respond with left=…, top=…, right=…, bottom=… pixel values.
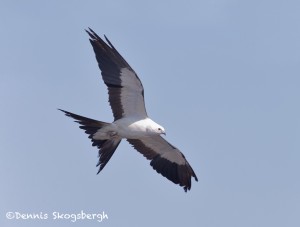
left=156, top=126, right=166, bottom=135
left=147, top=120, right=166, bottom=136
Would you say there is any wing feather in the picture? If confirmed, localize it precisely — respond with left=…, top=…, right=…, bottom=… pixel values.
left=86, top=28, right=147, bottom=120
left=127, top=136, right=198, bottom=192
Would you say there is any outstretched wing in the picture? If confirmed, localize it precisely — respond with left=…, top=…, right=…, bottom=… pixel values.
left=86, top=28, right=147, bottom=120
left=127, top=136, right=198, bottom=192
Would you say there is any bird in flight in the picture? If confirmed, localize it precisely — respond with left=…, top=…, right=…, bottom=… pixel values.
left=59, top=28, right=198, bottom=191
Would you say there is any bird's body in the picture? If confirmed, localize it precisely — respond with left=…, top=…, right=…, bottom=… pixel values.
left=60, top=28, right=198, bottom=191
left=93, top=117, right=162, bottom=140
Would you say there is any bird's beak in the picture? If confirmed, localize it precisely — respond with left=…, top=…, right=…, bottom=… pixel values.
left=162, top=132, right=166, bottom=136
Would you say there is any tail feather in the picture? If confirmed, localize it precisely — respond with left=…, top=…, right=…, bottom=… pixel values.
left=59, top=109, right=121, bottom=173
left=96, top=139, right=121, bottom=173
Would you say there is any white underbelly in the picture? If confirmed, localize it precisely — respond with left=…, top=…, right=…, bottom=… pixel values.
left=93, top=117, right=158, bottom=140
left=115, top=118, right=150, bottom=139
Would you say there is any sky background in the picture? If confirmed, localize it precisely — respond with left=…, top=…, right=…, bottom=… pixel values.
left=1, top=0, right=300, bottom=226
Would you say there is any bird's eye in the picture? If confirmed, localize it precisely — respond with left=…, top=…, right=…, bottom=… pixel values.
left=158, top=128, right=161, bottom=131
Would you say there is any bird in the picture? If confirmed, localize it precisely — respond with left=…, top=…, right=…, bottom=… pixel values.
left=59, top=28, right=198, bottom=192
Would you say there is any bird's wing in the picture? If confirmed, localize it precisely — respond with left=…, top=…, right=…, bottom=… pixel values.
left=86, top=28, right=147, bottom=120
left=127, top=136, right=198, bottom=192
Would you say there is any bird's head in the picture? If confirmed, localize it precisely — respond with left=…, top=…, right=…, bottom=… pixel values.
left=151, top=124, right=166, bottom=136
left=156, top=126, right=166, bottom=135
left=146, top=120, right=166, bottom=136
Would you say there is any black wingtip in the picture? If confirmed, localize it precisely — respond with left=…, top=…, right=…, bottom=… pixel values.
left=85, top=28, right=90, bottom=35
left=86, top=28, right=112, bottom=49
left=58, top=108, right=72, bottom=117
left=96, top=164, right=102, bottom=174
left=85, top=27, right=103, bottom=41
left=96, top=163, right=105, bottom=174
left=104, top=35, right=114, bottom=49
left=58, top=108, right=67, bottom=114
left=104, top=34, right=109, bottom=42
left=192, top=167, right=199, bottom=182
left=85, top=28, right=95, bottom=40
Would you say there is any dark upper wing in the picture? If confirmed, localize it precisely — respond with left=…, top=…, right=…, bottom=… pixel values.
left=127, top=136, right=198, bottom=192
left=86, top=28, right=147, bottom=120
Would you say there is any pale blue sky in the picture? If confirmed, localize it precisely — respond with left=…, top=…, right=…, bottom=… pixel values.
left=1, top=1, right=300, bottom=226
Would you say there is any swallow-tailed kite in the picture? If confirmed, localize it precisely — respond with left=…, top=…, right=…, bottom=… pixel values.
left=59, top=28, right=198, bottom=191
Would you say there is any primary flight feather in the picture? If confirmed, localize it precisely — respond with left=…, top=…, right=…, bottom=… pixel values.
left=59, top=28, right=198, bottom=192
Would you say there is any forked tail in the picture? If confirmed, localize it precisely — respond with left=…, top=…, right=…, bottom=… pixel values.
left=58, top=109, right=121, bottom=173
